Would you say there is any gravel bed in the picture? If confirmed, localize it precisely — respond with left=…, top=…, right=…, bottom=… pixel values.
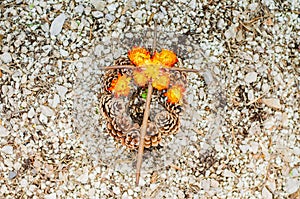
left=0, top=0, right=299, bottom=198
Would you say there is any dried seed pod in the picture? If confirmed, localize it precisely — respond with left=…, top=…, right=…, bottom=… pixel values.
left=154, top=111, right=180, bottom=135
left=124, top=124, right=140, bottom=149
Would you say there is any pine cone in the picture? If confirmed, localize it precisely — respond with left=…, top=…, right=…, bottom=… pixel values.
left=128, top=88, right=145, bottom=126
left=102, top=70, right=118, bottom=94
left=170, top=70, right=187, bottom=85
left=123, top=124, right=140, bottom=149
left=102, top=57, right=132, bottom=94
left=114, top=56, right=132, bottom=66
left=144, top=122, right=162, bottom=148
left=163, top=100, right=183, bottom=115
left=109, top=98, right=126, bottom=118
left=154, top=111, right=180, bottom=135
left=113, top=115, right=132, bottom=132
left=98, top=94, right=113, bottom=120
left=107, top=121, right=126, bottom=143
left=152, top=89, right=183, bottom=115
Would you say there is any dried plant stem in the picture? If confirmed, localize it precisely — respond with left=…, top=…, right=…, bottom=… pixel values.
left=99, top=65, right=202, bottom=73
left=136, top=83, right=153, bottom=186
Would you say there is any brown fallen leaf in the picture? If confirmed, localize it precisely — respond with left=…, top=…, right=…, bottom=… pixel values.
left=261, top=98, right=282, bottom=109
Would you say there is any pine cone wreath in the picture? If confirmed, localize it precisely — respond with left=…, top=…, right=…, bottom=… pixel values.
left=98, top=55, right=186, bottom=150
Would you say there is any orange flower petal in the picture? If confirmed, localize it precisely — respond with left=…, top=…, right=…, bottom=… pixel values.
left=128, top=47, right=151, bottom=66
left=165, top=84, right=185, bottom=104
left=153, top=49, right=178, bottom=67
left=133, top=69, right=148, bottom=87
left=152, top=73, right=170, bottom=90
left=109, top=74, right=131, bottom=97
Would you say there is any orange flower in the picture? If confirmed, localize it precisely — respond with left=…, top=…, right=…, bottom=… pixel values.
left=165, top=84, right=185, bottom=104
left=133, top=69, right=148, bottom=87
left=109, top=74, right=131, bottom=97
left=152, top=73, right=170, bottom=90
left=128, top=47, right=150, bottom=66
left=153, top=49, right=178, bottom=67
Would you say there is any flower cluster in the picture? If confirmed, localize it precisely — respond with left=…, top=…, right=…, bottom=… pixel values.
left=108, top=47, right=185, bottom=104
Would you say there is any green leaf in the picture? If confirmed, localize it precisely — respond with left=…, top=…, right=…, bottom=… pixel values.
left=141, top=89, right=148, bottom=99
left=29, top=4, right=34, bottom=9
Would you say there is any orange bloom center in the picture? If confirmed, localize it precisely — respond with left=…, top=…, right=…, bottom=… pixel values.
left=152, top=73, right=170, bottom=90
left=109, top=74, right=131, bottom=97
left=128, top=47, right=179, bottom=91
left=128, top=47, right=150, bottom=66
left=133, top=69, right=148, bottom=87
left=153, top=49, right=178, bottom=67
left=165, top=84, right=185, bottom=104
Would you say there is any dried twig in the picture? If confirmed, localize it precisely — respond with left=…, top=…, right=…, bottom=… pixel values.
left=136, top=83, right=153, bottom=185
left=99, top=65, right=202, bottom=73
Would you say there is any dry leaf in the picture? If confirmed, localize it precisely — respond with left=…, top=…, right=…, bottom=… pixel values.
left=261, top=98, right=282, bottom=109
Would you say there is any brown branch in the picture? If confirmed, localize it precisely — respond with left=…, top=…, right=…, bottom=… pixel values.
left=136, top=83, right=153, bottom=186
left=167, top=67, right=203, bottom=73
left=99, top=65, right=135, bottom=70
left=99, top=65, right=203, bottom=73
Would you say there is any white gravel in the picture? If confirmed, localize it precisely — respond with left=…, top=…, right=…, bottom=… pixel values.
left=0, top=0, right=299, bottom=198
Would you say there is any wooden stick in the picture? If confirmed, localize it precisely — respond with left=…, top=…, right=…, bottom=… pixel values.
left=99, top=65, right=202, bottom=73
left=135, top=83, right=153, bottom=186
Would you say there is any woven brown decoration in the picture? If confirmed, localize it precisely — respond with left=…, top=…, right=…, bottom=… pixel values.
left=99, top=56, right=185, bottom=150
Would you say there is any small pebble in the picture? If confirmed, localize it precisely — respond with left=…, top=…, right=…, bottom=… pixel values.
left=262, top=187, right=272, bottom=199
left=44, top=193, right=57, bottom=199
left=223, top=169, right=235, bottom=178
left=8, top=171, right=17, bottom=179
left=40, top=105, right=55, bottom=117
left=56, top=85, right=68, bottom=99
left=1, top=145, right=14, bottom=155
left=0, top=52, right=12, bottom=63
left=74, top=5, right=84, bottom=14
left=28, top=107, right=35, bottom=118
left=92, top=11, right=103, bottom=18
left=113, top=186, right=121, bottom=195
left=244, top=71, right=257, bottom=83
left=50, top=13, right=66, bottom=36
left=286, top=178, right=299, bottom=194
left=0, top=126, right=9, bottom=137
